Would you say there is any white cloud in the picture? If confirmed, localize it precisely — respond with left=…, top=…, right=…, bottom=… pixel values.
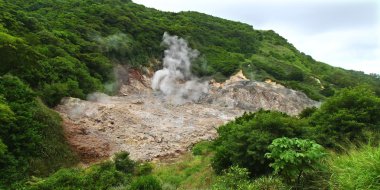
left=134, top=0, right=380, bottom=74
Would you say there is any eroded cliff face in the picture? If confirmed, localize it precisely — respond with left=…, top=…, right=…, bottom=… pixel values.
left=55, top=71, right=318, bottom=163
left=206, top=81, right=318, bottom=115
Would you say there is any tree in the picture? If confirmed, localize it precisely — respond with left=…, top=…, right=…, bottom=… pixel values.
left=265, top=137, right=325, bottom=188
left=310, top=86, right=380, bottom=149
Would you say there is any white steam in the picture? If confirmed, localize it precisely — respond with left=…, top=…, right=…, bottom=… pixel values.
left=152, top=32, right=208, bottom=104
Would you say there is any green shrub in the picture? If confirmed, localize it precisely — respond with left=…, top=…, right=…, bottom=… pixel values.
left=310, top=86, right=380, bottom=149
left=287, top=69, right=304, bottom=81
left=211, top=166, right=251, bottom=190
left=212, top=110, right=308, bottom=176
left=41, top=80, right=85, bottom=107
left=130, top=175, right=162, bottom=190
left=265, top=137, right=326, bottom=188
left=212, top=166, right=288, bottom=190
left=28, top=168, right=83, bottom=190
left=298, top=106, right=317, bottom=119
left=27, top=161, right=130, bottom=190
left=250, top=176, right=288, bottom=190
left=136, top=163, right=153, bottom=176
left=319, top=85, right=335, bottom=97
left=84, top=161, right=128, bottom=189
left=114, top=151, right=136, bottom=174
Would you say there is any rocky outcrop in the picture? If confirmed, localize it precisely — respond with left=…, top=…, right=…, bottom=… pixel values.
left=207, top=80, right=319, bottom=116
left=56, top=93, right=241, bottom=162
left=55, top=71, right=318, bottom=163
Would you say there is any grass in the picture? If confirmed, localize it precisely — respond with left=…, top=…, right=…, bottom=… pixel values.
left=152, top=141, right=216, bottom=190
left=21, top=139, right=380, bottom=190
left=328, top=144, right=380, bottom=190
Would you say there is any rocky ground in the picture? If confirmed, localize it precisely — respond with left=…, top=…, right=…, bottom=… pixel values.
left=55, top=71, right=318, bottom=163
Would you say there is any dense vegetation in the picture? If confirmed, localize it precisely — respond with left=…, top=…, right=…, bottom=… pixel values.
left=310, top=86, right=380, bottom=149
left=1, top=0, right=380, bottom=188
left=25, top=151, right=162, bottom=190
left=1, top=0, right=380, bottom=105
left=212, top=110, right=308, bottom=176
left=0, top=75, right=77, bottom=188
left=211, top=86, right=380, bottom=189
left=328, top=145, right=380, bottom=189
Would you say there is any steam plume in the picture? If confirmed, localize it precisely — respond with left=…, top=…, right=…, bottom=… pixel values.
left=152, top=32, right=208, bottom=104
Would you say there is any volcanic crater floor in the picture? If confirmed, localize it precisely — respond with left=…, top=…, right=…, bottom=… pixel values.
left=55, top=74, right=318, bottom=163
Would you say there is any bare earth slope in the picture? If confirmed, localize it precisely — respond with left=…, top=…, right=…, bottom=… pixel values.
left=55, top=72, right=318, bottom=163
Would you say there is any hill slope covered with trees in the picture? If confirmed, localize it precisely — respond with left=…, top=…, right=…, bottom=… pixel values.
left=1, top=0, right=380, bottom=103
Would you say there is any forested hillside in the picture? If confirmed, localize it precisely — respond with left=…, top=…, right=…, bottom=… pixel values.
left=1, top=0, right=380, bottom=104
left=1, top=0, right=380, bottom=188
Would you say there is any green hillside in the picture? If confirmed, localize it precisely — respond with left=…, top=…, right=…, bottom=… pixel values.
left=1, top=0, right=380, bottom=104
left=1, top=0, right=380, bottom=188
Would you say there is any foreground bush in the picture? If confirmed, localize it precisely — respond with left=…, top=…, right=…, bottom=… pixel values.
left=130, top=175, right=162, bottom=190
left=24, top=151, right=161, bottom=189
left=329, top=145, right=380, bottom=190
left=135, top=163, right=153, bottom=176
left=114, top=151, right=136, bottom=174
left=266, top=137, right=326, bottom=188
left=212, top=110, right=308, bottom=176
left=27, top=161, right=130, bottom=190
left=250, top=176, right=288, bottom=190
left=211, top=166, right=251, bottom=190
left=212, top=166, right=287, bottom=190
left=310, top=86, right=380, bottom=149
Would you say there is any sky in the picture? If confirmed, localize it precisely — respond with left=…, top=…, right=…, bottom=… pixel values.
left=134, top=0, right=380, bottom=74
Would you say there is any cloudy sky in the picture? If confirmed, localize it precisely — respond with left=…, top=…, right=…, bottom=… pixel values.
left=134, top=0, right=380, bottom=74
